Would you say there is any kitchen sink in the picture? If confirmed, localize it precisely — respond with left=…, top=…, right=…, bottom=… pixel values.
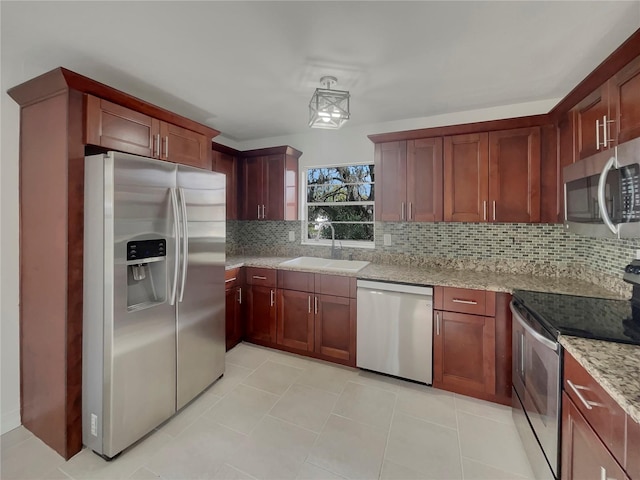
left=278, top=256, right=370, bottom=273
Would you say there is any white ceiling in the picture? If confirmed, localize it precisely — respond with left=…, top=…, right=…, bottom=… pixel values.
left=2, top=1, right=640, bottom=142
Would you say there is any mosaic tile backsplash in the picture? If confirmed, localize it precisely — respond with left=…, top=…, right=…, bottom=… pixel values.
left=227, top=220, right=640, bottom=295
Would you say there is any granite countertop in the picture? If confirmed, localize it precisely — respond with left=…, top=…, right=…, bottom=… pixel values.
left=560, top=336, right=640, bottom=424
left=226, top=255, right=624, bottom=299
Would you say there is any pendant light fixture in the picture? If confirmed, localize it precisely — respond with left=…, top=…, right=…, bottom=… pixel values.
left=308, top=76, right=350, bottom=129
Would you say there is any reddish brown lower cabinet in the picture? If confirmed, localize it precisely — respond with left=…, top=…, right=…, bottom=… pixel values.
left=433, top=287, right=511, bottom=405
left=225, top=268, right=244, bottom=351
left=246, top=285, right=277, bottom=344
left=433, top=310, right=496, bottom=396
left=561, top=392, right=629, bottom=480
left=315, top=294, right=356, bottom=366
left=277, top=289, right=314, bottom=351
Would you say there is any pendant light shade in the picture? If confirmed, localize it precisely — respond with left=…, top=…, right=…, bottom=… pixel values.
left=308, top=76, right=350, bottom=129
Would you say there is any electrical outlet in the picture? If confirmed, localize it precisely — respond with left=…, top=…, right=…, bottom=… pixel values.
left=288, top=231, right=295, bottom=242
left=383, top=234, right=392, bottom=246
left=91, top=413, right=98, bottom=436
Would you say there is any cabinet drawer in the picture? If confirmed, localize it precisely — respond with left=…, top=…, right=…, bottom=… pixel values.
left=563, top=351, right=626, bottom=465
left=245, top=267, right=277, bottom=287
left=278, top=270, right=314, bottom=292
left=225, top=267, right=241, bottom=289
left=314, top=274, right=356, bottom=298
left=437, top=286, right=495, bottom=316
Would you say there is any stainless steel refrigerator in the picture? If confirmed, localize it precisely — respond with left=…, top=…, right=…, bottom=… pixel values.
left=82, top=151, right=226, bottom=459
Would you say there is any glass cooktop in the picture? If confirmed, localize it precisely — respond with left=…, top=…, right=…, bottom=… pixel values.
left=512, top=290, right=640, bottom=346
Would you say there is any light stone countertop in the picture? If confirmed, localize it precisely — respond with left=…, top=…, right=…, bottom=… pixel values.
left=560, top=336, right=640, bottom=424
left=226, top=255, right=625, bottom=299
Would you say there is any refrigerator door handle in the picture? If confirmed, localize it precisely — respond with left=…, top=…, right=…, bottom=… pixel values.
left=169, top=188, right=180, bottom=306
left=178, top=187, right=189, bottom=302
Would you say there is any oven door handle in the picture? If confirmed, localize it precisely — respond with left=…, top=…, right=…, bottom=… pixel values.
left=597, top=155, right=619, bottom=236
left=510, top=302, right=558, bottom=352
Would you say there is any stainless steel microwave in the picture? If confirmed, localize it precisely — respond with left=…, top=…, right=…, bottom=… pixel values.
left=564, top=136, right=640, bottom=238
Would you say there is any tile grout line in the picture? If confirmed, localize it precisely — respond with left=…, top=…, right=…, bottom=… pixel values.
left=454, top=395, right=466, bottom=480
left=378, top=389, right=399, bottom=479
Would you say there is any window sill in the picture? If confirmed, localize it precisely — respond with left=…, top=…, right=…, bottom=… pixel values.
left=301, top=240, right=375, bottom=250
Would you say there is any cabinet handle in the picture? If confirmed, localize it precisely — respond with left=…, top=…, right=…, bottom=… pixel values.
left=483, top=201, right=487, bottom=221
left=408, top=202, right=412, bottom=221
left=493, top=201, right=496, bottom=221
left=452, top=298, right=478, bottom=305
left=225, top=277, right=236, bottom=283
left=566, top=380, right=603, bottom=410
left=252, top=275, right=267, bottom=280
left=238, top=287, right=242, bottom=305
left=401, top=202, right=405, bottom=221
left=435, top=312, right=440, bottom=335
left=314, top=296, right=318, bottom=315
left=308, top=295, right=311, bottom=313
left=605, top=115, right=615, bottom=145
left=154, top=134, right=160, bottom=157
left=270, top=289, right=275, bottom=307
left=257, top=205, right=260, bottom=219
left=596, top=118, right=601, bottom=150
left=262, top=205, right=266, bottom=219
left=164, top=136, right=169, bottom=159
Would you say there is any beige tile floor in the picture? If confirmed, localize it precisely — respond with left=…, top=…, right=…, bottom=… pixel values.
left=1, top=342, right=536, bottom=480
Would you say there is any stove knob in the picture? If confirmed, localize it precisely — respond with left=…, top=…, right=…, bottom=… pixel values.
left=626, top=264, right=635, bottom=273
left=633, top=266, right=640, bottom=275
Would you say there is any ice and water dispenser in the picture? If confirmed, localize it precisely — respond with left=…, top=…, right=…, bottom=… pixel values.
left=126, top=239, right=167, bottom=311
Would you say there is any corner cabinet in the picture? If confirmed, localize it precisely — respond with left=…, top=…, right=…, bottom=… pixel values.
left=374, top=138, right=443, bottom=222
left=85, top=94, right=212, bottom=169
left=444, top=127, right=540, bottom=223
left=245, top=267, right=278, bottom=344
left=225, top=268, right=244, bottom=351
left=239, top=146, right=301, bottom=220
left=433, top=287, right=512, bottom=405
left=212, top=143, right=239, bottom=220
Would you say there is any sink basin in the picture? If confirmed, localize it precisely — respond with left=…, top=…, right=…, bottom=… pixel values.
left=278, top=256, right=370, bottom=273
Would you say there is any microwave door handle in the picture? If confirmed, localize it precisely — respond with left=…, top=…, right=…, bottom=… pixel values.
left=169, top=188, right=180, bottom=306
left=597, top=156, right=619, bottom=236
left=509, top=302, right=558, bottom=351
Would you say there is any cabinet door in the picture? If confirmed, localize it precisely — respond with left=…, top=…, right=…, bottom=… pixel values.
left=611, top=55, right=640, bottom=145
left=160, top=122, right=211, bottom=169
left=407, top=138, right=443, bottom=222
left=561, top=393, right=629, bottom=480
left=374, top=141, right=407, bottom=221
left=433, top=310, right=496, bottom=395
left=213, top=151, right=238, bottom=220
left=225, top=287, right=242, bottom=351
left=85, top=95, right=159, bottom=157
left=314, top=295, right=356, bottom=366
left=557, top=112, right=576, bottom=222
left=246, top=285, right=276, bottom=344
left=277, top=289, right=314, bottom=351
left=241, top=156, right=264, bottom=220
left=444, top=133, right=489, bottom=222
left=488, top=127, right=541, bottom=222
left=574, top=84, right=611, bottom=160
left=264, top=154, right=285, bottom=220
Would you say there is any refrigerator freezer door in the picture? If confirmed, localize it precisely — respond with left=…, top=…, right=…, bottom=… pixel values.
left=175, top=166, right=226, bottom=409
left=83, top=152, right=179, bottom=458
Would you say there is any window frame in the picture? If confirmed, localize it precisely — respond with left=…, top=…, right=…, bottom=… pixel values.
left=301, top=163, right=375, bottom=249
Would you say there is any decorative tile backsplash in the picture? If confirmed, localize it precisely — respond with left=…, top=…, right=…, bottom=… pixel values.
left=227, top=220, right=640, bottom=295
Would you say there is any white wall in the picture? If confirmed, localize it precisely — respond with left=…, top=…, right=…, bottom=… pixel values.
left=1, top=61, right=23, bottom=434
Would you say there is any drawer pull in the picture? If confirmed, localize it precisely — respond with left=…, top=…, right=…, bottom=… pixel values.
left=238, top=287, right=242, bottom=304
left=452, top=299, right=478, bottom=305
left=253, top=275, right=267, bottom=280
left=270, top=289, right=275, bottom=307
left=225, top=277, right=236, bottom=283
left=566, top=380, right=603, bottom=410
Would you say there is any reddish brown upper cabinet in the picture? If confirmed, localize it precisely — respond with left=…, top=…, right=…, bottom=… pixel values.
left=212, top=144, right=239, bottom=220
left=573, top=54, right=640, bottom=161
left=240, top=146, right=301, bottom=221
left=374, top=138, right=443, bottom=222
left=433, top=287, right=512, bottom=405
left=85, top=94, right=212, bottom=169
left=444, top=128, right=540, bottom=223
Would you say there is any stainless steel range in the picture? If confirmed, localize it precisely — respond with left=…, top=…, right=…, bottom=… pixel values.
left=510, top=263, right=640, bottom=479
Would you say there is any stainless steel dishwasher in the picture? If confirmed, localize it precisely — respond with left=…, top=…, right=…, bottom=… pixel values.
left=356, top=280, right=433, bottom=384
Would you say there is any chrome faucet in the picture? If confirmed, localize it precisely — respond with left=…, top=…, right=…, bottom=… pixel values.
left=315, top=221, right=340, bottom=259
